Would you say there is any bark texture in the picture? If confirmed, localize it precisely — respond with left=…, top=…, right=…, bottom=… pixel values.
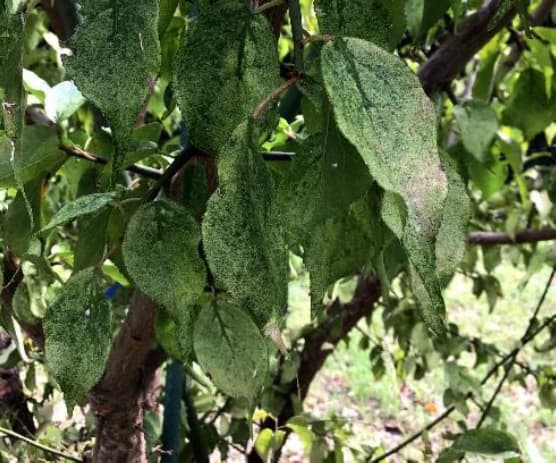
left=89, top=292, right=163, bottom=462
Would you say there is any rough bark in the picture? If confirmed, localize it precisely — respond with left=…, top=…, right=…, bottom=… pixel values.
left=89, top=292, right=163, bottom=463
left=418, top=0, right=518, bottom=96
left=247, top=275, right=381, bottom=463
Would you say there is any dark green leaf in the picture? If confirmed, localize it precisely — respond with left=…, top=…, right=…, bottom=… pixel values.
left=321, top=37, right=448, bottom=332
left=176, top=1, right=280, bottom=152
left=202, top=123, right=287, bottom=327
left=122, top=200, right=205, bottom=318
left=41, top=192, right=118, bottom=233
left=405, top=0, right=451, bottom=38
left=73, top=210, right=111, bottom=272
left=451, top=428, right=520, bottom=455
left=64, top=0, right=161, bottom=179
left=314, top=0, right=405, bottom=51
left=193, top=300, right=268, bottom=399
left=44, top=268, right=112, bottom=405
left=0, top=125, right=65, bottom=188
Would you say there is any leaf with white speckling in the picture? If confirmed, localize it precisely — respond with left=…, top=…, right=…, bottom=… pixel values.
left=322, top=37, right=448, bottom=332
left=44, top=268, right=112, bottom=405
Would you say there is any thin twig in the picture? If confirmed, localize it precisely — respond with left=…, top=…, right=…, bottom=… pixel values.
left=144, top=149, right=197, bottom=201
left=288, top=0, right=304, bottom=71
left=253, top=0, right=284, bottom=14
left=476, top=265, right=555, bottom=427
left=468, top=228, right=556, bottom=245
left=0, top=425, right=83, bottom=462
left=370, top=269, right=556, bottom=462
left=60, top=144, right=163, bottom=180
left=252, top=75, right=302, bottom=120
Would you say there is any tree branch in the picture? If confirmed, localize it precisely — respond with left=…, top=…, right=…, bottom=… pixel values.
left=370, top=269, right=556, bottom=462
left=468, top=228, right=556, bottom=245
left=418, top=0, right=518, bottom=96
left=248, top=275, right=381, bottom=462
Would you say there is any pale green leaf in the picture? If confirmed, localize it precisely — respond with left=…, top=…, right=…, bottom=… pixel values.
left=45, top=81, right=86, bottom=123
left=502, top=69, right=556, bottom=140
left=44, top=268, right=112, bottom=405
left=454, top=100, right=498, bottom=162
left=202, top=123, right=287, bottom=327
left=122, top=200, right=205, bottom=319
left=314, top=0, right=406, bottom=51
left=41, top=192, right=118, bottom=233
left=451, top=428, right=520, bottom=455
left=64, top=0, right=161, bottom=179
left=176, top=1, right=280, bottom=152
left=321, top=37, right=448, bottom=332
left=193, top=300, right=268, bottom=399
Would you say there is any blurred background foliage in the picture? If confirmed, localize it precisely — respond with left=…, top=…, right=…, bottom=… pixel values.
left=1, top=0, right=556, bottom=462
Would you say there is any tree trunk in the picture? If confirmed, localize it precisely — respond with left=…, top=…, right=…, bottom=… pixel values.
left=89, top=292, right=164, bottom=462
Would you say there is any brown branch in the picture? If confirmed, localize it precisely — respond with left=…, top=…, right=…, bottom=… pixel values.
left=89, top=292, right=164, bottom=462
left=468, top=228, right=556, bottom=245
left=418, top=0, right=518, bottom=96
left=248, top=275, right=381, bottom=462
left=252, top=75, right=303, bottom=119
left=59, top=144, right=163, bottom=181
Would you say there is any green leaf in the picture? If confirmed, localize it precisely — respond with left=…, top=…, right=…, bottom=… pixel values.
left=122, top=200, right=205, bottom=319
left=321, top=37, right=448, bottom=332
left=314, top=0, right=406, bottom=51
left=451, top=428, right=520, bottom=456
left=44, top=268, right=112, bottom=405
left=277, top=124, right=370, bottom=244
left=44, top=81, right=85, bottom=123
left=0, top=125, right=66, bottom=188
left=73, top=210, right=110, bottom=272
left=436, top=153, right=471, bottom=286
left=193, top=300, right=268, bottom=399
left=41, top=192, right=118, bottom=233
left=3, top=178, right=42, bottom=256
left=405, top=0, right=451, bottom=38
left=454, top=100, right=498, bottom=162
left=305, top=192, right=384, bottom=309
left=502, top=69, right=556, bottom=140
left=64, top=0, right=161, bottom=180
left=175, top=1, right=280, bottom=152
left=202, top=123, right=287, bottom=327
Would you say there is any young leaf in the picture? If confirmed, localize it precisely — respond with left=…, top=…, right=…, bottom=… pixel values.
left=450, top=428, right=520, bottom=455
left=44, top=268, right=112, bottom=405
left=454, top=100, right=498, bottom=162
left=202, top=123, right=287, bottom=327
left=64, top=0, right=161, bottom=180
left=176, top=1, right=280, bottom=152
left=41, top=192, right=118, bottom=233
left=193, top=300, right=269, bottom=400
left=122, top=200, right=205, bottom=319
left=321, top=37, right=448, bottom=332
left=314, top=0, right=405, bottom=51
left=44, top=81, right=86, bottom=123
